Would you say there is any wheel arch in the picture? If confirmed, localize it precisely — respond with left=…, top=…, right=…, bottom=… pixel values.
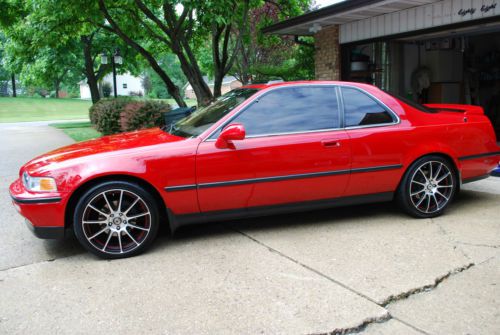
left=64, top=174, right=169, bottom=231
left=399, top=152, right=461, bottom=191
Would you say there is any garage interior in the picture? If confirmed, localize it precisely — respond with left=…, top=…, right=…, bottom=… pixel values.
left=342, top=21, right=500, bottom=139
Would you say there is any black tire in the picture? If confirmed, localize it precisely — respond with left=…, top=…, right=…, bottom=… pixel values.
left=397, top=155, right=458, bottom=218
left=73, top=181, right=160, bottom=259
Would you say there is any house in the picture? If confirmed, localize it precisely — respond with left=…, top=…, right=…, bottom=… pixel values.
left=264, top=0, right=500, bottom=138
left=79, top=72, right=144, bottom=99
left=184, top=76, right=242, bottom=99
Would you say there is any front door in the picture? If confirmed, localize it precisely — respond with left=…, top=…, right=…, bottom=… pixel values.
left=340, top=86, right=405, bottom=196
left=196, top=85, right=351, bottom=212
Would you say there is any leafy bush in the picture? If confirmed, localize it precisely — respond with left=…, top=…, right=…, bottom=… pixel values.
left=89, top=98, right=131, bottom=135
left=121, top=100, right=170, bottom=131
left=89, top=98, right=170, bottom=135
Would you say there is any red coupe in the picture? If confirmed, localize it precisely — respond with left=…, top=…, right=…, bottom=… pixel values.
left=10, top=81, right=500, bottom=258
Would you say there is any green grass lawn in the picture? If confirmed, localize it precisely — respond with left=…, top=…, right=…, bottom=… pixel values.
left=0, top=97, right=91, bottom=122
left=164, top=98, right=197, bottom=107
left=0, top=97, right=196, bottom=123
left=51, top=122, right=102, bottom=142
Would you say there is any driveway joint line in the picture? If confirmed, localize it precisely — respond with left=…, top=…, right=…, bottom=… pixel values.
left=432, top=218, right=471, bottom=260
left=232, top=228, right=381, bottom=305
left=0, top=252, right=82, bottom=273
left=388, top=316, right=432, bottom=335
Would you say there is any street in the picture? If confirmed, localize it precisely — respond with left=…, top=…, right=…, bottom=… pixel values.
left=1, top=123, right=499, bottom=335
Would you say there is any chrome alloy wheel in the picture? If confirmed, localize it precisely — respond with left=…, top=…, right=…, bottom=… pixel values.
left=409, top=161, right=454, bottom=214
left=81, top=189, right=151, bottom=255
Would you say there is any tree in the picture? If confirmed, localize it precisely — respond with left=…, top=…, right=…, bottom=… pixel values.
left=196, top=0, right=313, bottom=91
left=18, top=45, right=80, bottom=98
left=90, top=0, right=211, bottom=106
left=233, top=0, right=313, bottom=84
left=194, top=0, right=252, bottom=97
left=1, top=1, right=144, bottom=103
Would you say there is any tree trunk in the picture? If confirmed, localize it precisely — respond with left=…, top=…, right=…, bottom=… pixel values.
left=81, top=36, right=101, bottom=104
left=176, top=51, right=212, bottom=106
left=11, top=74, right=16, bottom=97
left=97, top=0, right=186, bottom=107
left=213, top=70, right=224, bottom=98
left=54, top=80, right=60, bottom=98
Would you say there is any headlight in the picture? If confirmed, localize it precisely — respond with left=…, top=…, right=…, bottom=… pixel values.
left=22, top=172, right=58, bottom=192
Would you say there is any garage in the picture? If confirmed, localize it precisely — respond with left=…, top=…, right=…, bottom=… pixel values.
left=263, top=0, right=500, bottom=139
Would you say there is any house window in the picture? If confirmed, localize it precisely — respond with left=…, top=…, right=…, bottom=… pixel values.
left=123, top=83, right=127, bottom=89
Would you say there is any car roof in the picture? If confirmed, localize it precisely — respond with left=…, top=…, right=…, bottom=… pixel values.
left=241, top=80, right=376, bottom=91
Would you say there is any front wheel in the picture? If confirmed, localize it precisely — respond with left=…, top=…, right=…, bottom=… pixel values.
left=73, top=181, right=160, bottom=259
left=397, top=156, right=458, bottom=218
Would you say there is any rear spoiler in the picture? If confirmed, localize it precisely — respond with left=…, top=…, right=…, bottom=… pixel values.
left=424, top=104, right=484, bottom=115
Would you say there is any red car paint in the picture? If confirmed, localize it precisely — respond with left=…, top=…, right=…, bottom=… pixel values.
left=9, top=81, right=500, bottom=235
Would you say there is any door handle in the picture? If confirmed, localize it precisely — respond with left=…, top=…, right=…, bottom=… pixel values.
left=321, top=139, right=341, bottom=148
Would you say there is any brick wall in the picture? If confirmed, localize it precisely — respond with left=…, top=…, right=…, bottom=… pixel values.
left=314, top=25, right=341, bottom=80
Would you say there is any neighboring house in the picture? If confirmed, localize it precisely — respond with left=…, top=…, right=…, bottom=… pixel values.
left=79, top=72, right=144, bottom=99
left=184, top=76, right=242, bottom=99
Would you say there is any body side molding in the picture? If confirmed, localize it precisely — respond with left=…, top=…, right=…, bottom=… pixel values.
left=164, top=164, right=403, bottom=192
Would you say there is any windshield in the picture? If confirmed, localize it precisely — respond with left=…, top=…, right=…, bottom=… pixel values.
left=169, top=88, right=258, bottom=137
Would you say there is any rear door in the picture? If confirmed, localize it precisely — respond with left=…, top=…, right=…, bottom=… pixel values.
left=196, top=85, right=351, bottom=211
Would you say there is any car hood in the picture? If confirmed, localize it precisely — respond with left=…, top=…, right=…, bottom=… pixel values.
left=23, top=127, right=185, bottom=173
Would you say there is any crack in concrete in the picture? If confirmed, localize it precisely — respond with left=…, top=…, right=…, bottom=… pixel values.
left=315, top=312, right=392, bottom=335
left=380, top=262, right=475, bottom=307
left=456, top=241, right=500, bottom=249
left=233, top=229, right=428, bottom=335
left=234, top=228, right=472, bottom=335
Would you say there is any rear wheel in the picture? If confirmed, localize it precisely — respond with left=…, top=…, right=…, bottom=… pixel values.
left=73, top=181, right=160, bottom=259
left=397, top=156, right=457, bottom=218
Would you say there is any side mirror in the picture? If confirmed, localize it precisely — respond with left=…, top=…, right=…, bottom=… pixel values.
left=215, top=123, right=246, bottom=149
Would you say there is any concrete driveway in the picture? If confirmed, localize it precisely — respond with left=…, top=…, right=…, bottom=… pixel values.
left=0, top=124, right=499, bottom=334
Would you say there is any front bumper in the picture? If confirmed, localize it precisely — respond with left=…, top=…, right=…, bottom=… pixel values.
left=10, top=178, right=67, bottom=239
left=24, top=219, right=66, bottom=239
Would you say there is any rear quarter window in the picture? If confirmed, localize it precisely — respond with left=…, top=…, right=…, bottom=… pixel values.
left=342, top=87, right=396, bottom=127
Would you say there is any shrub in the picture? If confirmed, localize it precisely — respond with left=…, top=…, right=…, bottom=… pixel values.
left=121, top=100, right=171, bottom=132
left=89, top=98, right=131, bottom=135
left=89, top=98, right=170, bottom=135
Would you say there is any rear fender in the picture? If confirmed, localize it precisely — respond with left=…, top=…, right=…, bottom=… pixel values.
left=402, top=143, right=462, bottom=178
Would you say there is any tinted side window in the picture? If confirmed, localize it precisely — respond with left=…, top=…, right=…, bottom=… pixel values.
left=342, top=87, right=395, bottom=127
left=230, top=86, right=339, bottom=136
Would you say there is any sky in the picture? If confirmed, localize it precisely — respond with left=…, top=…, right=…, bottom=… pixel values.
left=315, top=0, right=344, bottom=8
